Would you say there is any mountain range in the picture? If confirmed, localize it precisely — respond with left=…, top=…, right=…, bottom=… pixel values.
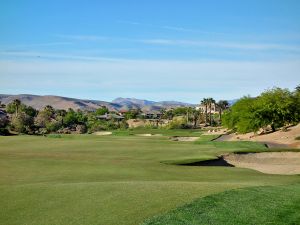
left=0, top=94, right=196, bottom=112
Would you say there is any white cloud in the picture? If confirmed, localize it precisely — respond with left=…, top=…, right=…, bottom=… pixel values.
left=55, top=34, right=108, bottom=41
left=142, top=39, right=300, bottom=52
left=0, top=42, right=73, bottom=49
left=116, top=20, right=226, bottom=35
left=0, top=58, right=299, bottom=102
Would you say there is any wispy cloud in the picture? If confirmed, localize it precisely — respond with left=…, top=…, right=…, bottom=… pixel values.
left=142, top=39, right=300, bottom=52
left=0, top=51, right=122, bottom=62
left=161, top=26, right=227, bottom=35
left=56, top=34, right=108, bottom=41
left=116, top=20, right=141, bottom=25
left=1, top=58, right=299, bottom=102
left=0, top=42, right=73, bottom=49
left=116, top=20, right=226, bottom=35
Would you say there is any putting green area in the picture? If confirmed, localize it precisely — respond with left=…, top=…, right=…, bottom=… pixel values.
left=1, top=129, right=299, bottom=225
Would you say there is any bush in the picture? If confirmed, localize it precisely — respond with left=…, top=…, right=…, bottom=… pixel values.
left=11, top=112, right=34, bottom=134
left=119, top=121, right=129, bottom=129
left=76, top=124, right=87, bottom=134
left=0, top=127, right=10, bottom=135
left=166, top=117, right=189, bottom=129
left=46, top=120, right=61, bottom=133
left=222, top=87, right=300, bottom=133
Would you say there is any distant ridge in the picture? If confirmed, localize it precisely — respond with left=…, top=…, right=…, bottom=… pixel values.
left=0, top=94, right=195, bottom=112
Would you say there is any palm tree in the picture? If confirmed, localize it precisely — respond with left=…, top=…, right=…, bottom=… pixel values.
left=201, top=98, right=209, bottom=125
left=191, top=108, right=200, bottom=128
left=12, top=99, right=21, bottom=116
left=207, top=98, right=215, bottom=126
left=217, top=100, right=229, bottom=124
left=186, top=107, right=193, bottom=124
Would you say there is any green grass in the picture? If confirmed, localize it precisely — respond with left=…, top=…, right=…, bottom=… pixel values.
left=0, top=131, right=300, bottom=225
left=142, top=184, right=300, bottom=225
left=112, top=128, right=203, bottom=136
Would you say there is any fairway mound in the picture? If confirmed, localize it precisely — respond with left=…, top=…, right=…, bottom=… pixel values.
left=135, top=134, right=163, bottom=137
left=224, top=152, right=300, bottom=175
left=170, top=136, right=199, bottom=142
left=93, top=131, right=112, bottom=136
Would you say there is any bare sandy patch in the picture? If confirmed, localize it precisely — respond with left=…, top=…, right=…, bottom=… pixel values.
left=170, top=136, right=199, bottom=142
left=93, top=131, right=112, bottom=136
left=217, top=123, right=300, bottom=148
left=224, top=152, right=300, bottom=175
left=135, top=134, right=163, bottom=137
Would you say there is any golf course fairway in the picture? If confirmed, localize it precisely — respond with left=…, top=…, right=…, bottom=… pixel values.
left=1, top=130, right=299, bottom=225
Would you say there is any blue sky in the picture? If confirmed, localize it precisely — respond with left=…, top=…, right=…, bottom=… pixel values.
left=1, top=0, right=300, bottom=103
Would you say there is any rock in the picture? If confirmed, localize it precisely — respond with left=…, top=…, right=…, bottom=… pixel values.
left=257, top=128, right=265, bottom=135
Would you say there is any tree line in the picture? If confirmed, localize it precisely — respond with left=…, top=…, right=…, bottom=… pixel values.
left=0, top=97, right=230, bottom=135
left=222, top=86, right=300, bottom=133
left=0, top=100, right=128, bottom=135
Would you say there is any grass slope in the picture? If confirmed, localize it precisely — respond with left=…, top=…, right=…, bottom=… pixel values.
left=0, top=131, right=300, bottom=225
left=142, top=184, right=300, bottom=225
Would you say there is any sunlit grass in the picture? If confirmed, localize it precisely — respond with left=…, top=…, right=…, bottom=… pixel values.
left=0, top=132, right=299, bottom=225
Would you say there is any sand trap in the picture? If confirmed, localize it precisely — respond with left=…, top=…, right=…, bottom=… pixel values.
left=135, top=134, right=163, bottom=137
left=216, top=123, right=300, bottom=148
left=93, top=131, right=112, bottom=136
left=224, top=152, right=300, bottom=175
left=170, top=136, right=199, bottom=142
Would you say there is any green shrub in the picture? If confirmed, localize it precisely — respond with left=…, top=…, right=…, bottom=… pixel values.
left=46, top=120, right=61, bottom=133
left=47, top=134, right=62, bottom=138
left=166, top=117, right=189, bottom=129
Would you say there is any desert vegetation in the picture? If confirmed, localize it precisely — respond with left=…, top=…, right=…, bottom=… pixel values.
left=1, top=85, right=299, bottom=136
left=222, top=86, right=300, bottom=133
left=0, top=98, right=229, bottom=135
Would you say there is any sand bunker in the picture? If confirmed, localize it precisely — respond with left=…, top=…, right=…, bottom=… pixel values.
left=170, top=136, right=199, bottom=142
left=93, top=131, right=112, bottom=136
left=224, top=152, right=300, bottom=175
left=135, top=134, right=163, bottom=137
left=216, top=124, right=300, bottom=148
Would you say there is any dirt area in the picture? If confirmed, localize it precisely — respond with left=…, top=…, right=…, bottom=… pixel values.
left=93, top=131, right=112, bottom=136
left=216, top=124, right=300, bottom=148
left=224, top=152, right=300, bottom=175
left=127, top=119, right=147, bottom=128
left=135, top=134, right=163, bottom=137
left=170, top=136, right=200, bottom=142
left=127, top=119, right=169, bottom=128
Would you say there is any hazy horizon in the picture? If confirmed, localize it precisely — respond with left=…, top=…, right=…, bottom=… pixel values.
left=1, top=1, right=300, bottom=102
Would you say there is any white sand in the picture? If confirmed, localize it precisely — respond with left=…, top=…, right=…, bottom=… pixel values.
left=224, top=152, right=300, bottom=175
left=170, top=137, right=200, bottom=142
left=93, top=131, right=112, bottom=136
